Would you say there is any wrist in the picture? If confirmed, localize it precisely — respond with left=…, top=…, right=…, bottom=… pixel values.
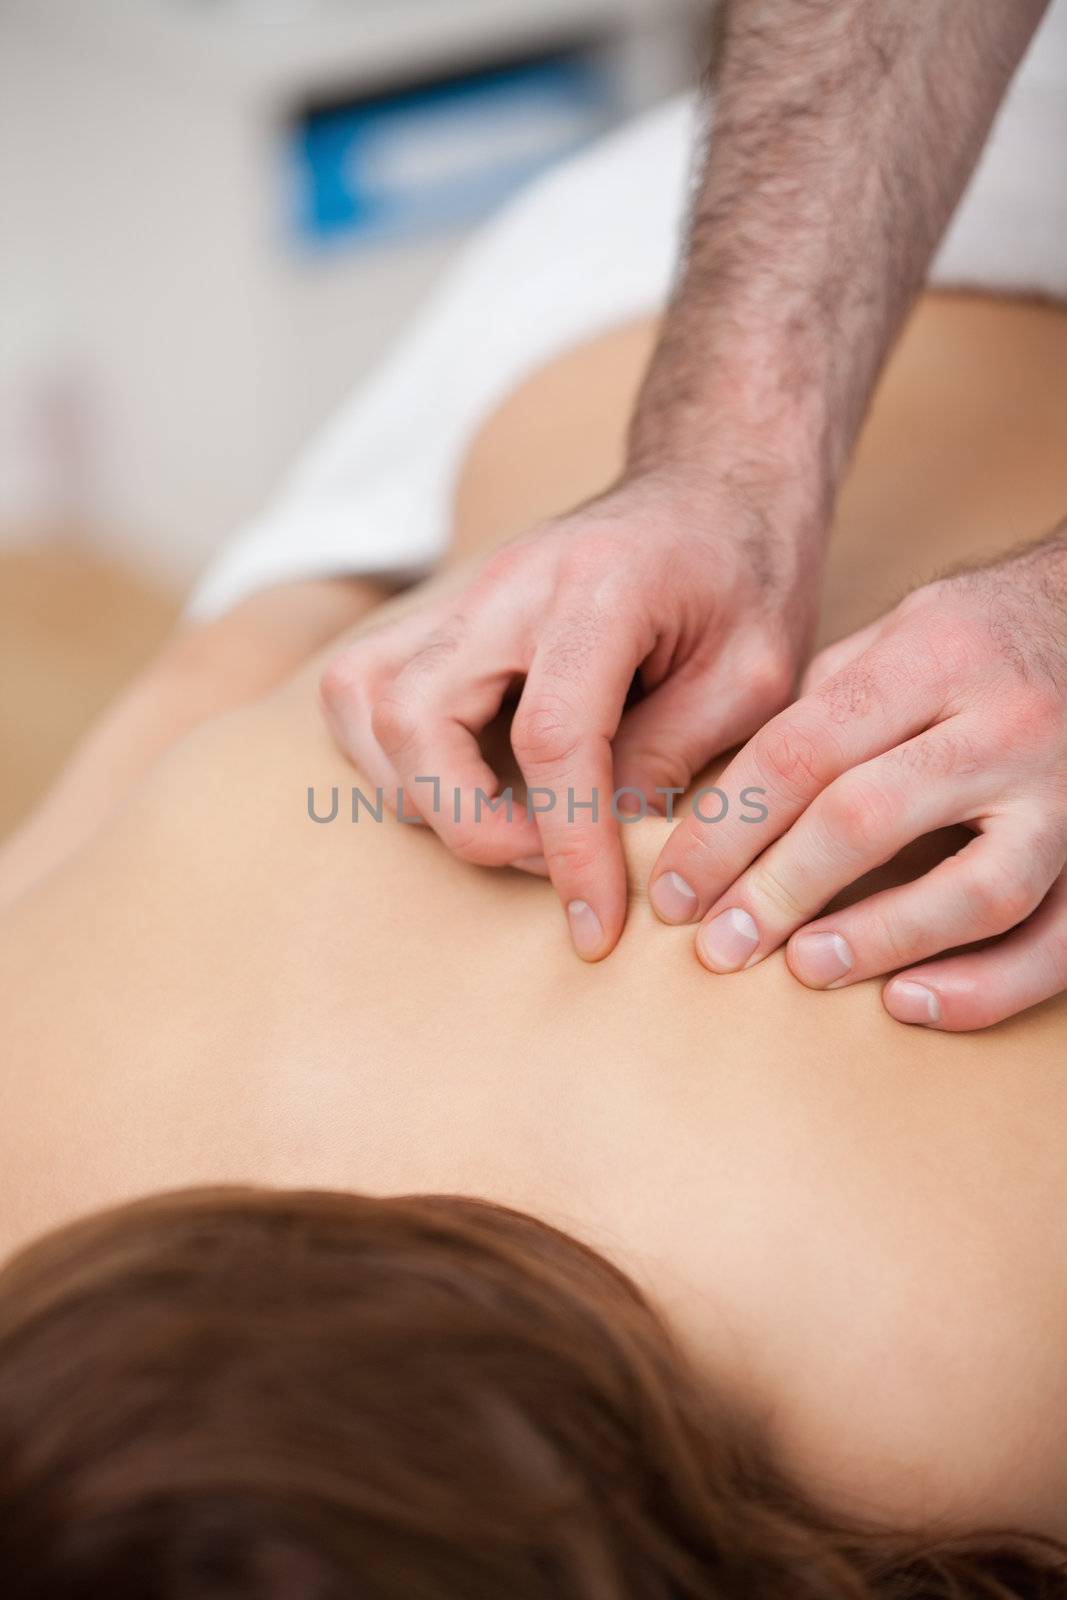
left=622, top=407, right=835, bottom=558
left=626, top=344, right=839, bottom=525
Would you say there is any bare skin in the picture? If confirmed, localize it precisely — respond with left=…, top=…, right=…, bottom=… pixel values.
left=1, top=294, right=1067, bottom=1542
left=320, top=0, right=1051, bottom=972
left=0, top=575, right=390, bottom=908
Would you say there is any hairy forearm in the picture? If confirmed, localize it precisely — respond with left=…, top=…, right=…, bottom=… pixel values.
left=629, top=0, right=1049, bottom=504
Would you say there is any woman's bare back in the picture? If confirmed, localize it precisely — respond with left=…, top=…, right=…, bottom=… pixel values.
left=2, top=292, right=1067, bottom=1536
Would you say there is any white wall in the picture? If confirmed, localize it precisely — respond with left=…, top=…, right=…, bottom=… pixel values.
left=0, top=0, right=707, bottom=590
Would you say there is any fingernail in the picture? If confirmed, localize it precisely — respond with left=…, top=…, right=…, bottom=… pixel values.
left=791, top=930, right=854, bottom=988
left=567, top=900, right=604, bottom=960
left=650, top=871, right=699, bottom=924
left=885, top=979, right=942, bottom=1026
left=697, top=908, right=759, bottom=972
left=513, top=854, right=548, bottom=876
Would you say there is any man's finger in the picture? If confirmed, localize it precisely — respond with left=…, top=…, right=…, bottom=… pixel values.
left=880, top=865, right=1067, bottom=1031
left=611, top=652, right=786, bottom=818
left=512, top=614, right=644, bottom=960
left=320, top=600, right=465, bottom=814
left=692, top=725, right=996, bottom=972
left=784, top=816, right=1059, bottom=988
left=799, top=616, right=885, bottom=696
left=379, top=703, right=541, bottom=863
left=320, top=648, right=405, bottom=804
left=648, top=635, right=948, bottom=926
left=371, top=622, right=541, bottom=865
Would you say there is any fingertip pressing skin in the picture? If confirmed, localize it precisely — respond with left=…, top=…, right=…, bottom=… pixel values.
left=552, top=844, right=626, bottom=961
left=696, top=907, right=760, bottom=973
left=649, top=870, right=699, bottom=924
left=788, top=930, right=855, bottom=987
left=567, top=899, right=607, bottom=961
left=883, top=978, right=942, bottom=1026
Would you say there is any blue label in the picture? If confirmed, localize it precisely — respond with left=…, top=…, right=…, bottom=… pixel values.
left=289, top=55, right=617, bottom=248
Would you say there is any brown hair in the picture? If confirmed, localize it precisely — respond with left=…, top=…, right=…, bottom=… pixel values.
left=0, top=1186, right=1061, bottom=1599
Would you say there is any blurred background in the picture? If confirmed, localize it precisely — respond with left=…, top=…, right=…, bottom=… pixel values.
left=0, top=0, right=709, bottom=835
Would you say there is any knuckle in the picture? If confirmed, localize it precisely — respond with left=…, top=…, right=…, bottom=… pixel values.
left=674, top=820, right=727, bottom=878
left=537, top=625, right=604, bottom=683
left=404, top=619, right=466, bottom=678
left=861, top=888, right=931, bottom=970
left=1005, top=683, right=1063, bottom=750
left=892, top=726, right=981, bottom=781
left=863, top=910, right=914, bottom=972
left=752, top=712, right=840, bottom=802
left=545, top=837, right=600, bottom=882
left=962, top=858, right=1036, bottom=934
left=745, top=646, right=796, bottom=712
left=559, top=530, right=621, bottom=582
left=369, top=694, right=419, bottom=757
left=814, top=658, right=881, bottom=724
left=892, top=587, right=979, bottom=675
left=820, top=773, right=898, bottom=858
left=512, top=696, right=582, bottom=769
left=929, top=616, right=984, bottom=680
left=557, top=549, right=639, bottom=621
left=471, top=542, right=537, bottom=599
left=748, top=861, right=807, bottom=922
left=446, top=824, right=499, bottom=867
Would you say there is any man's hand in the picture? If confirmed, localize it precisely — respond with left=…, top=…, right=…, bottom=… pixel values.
left=321, top=468, right=820, bottom=959
left=322, top=0, right=1049, bottom=970
left=649, top=526, right=1067, bottom=1031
